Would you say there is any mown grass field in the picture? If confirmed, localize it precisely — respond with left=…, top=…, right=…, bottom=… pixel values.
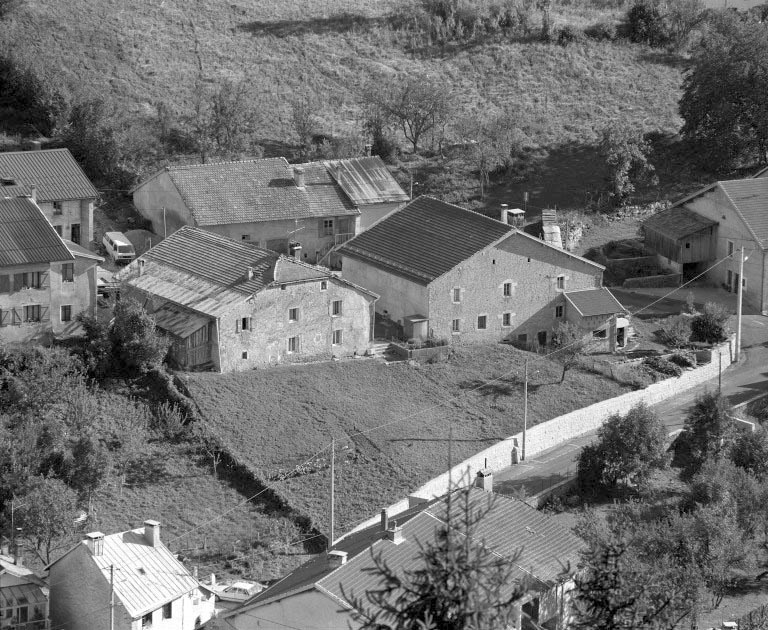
left=186, top=344, right=632, bottom=533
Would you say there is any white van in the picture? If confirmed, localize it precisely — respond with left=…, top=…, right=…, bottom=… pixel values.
left=103, top=231, right=136, bottom=263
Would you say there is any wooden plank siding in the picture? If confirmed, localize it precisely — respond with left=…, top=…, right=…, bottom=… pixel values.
left=169, top=324, right=212, bottom=368
left=644, top=225, right=715, bottom=263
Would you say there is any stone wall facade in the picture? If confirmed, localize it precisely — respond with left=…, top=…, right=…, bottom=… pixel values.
left=37, top=198, right=94, bottom=245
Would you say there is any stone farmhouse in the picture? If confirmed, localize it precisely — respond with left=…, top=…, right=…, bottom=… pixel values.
left=220, top=487, right=583, bottom=630
left=338, top=196, right=625, bottom=348
left=47, top=520, right=215, bottom=630
left=130, top=156, right=408, bottom=265
left=1, top=550, right=49, bottom=630
left=0, top=197, right=102, bottom=344
left=0, top=147, right=98, bottom=246
left=120, top=227, right=377, bottom=372
left=643, top=177, right=768, bottom=315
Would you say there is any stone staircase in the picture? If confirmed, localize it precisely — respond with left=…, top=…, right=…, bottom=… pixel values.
left=368, top=340, right=399, bottom=361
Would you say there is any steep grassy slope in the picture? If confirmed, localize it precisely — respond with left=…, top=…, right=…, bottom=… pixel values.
left=186, top=345, right=632, bottom=533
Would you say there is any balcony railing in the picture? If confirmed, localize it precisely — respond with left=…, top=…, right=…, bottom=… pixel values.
left=334, top=233, right=354, bottom=245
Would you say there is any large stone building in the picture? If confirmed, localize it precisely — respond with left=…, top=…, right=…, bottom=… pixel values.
left=130, top=156, right=408, bottom=265
left=0, top=197, right=102, bottom=343
left=120, top=227, right=378, bottom=372
left=338, top=196, right=610, bottom=347
left=643, top=177, right=768, bottom=315
left=0, top=147, right=98, bottom=246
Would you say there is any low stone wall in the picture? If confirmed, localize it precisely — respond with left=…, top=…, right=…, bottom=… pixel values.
left=623, top=273, right=681, bottom=288
left=390, top=343, right=451, bottom=362
left=347, top=338, right=734, bottom=534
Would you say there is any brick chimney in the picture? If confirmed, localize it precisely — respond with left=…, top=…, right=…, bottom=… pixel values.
left=475, top=467, right=494, bottom=493
left=84, top=532, right=105, bottom=556
left=144, top=520, right=160, bottom=547
left=293, top=167, right=306, bottom=189
left=327, top=550, right=348, bottom=568
left=365, top=143, right=372, bottom=157
left=12, top=540, right=23, bottom=566
left=380, top=508, right=389, bottom=533
left=500, top=204, right=509, bottom=224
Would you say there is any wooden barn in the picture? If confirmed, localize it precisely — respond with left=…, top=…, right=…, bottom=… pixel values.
left=642, top=206, right=717, bottom=279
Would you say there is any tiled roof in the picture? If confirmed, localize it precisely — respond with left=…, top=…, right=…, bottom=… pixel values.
left=85, top=528, right=199, bottom=619
left=0, top=197, right=74, bottom=266
left=325, top=156, right=409, bottom=205
left=643, top=206, right=717, bottom=240
left=337, top=196, right=514, bottom=285
left=0, top=583, right=48, bottom=607
left=565, top=287, right=626, bottom=318
left=65, top=239, right=104, bottom=261
left=717, top=179, right=768, bottom=248
left=121, top=227, right=346, bottom=317
left=0, top=148, right=98, bottom=201
left=240, top=489, right=583, bottom=616
left=152, top=158, right=358, bottom=226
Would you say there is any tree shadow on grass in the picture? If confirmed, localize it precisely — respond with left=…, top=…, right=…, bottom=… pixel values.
left=459, top=377, right=552, bottom=400
left=125, top=455, right=167, bottom=487
left=239, top=13, right=390, bottom=38
left=638, top=50, right=689, bottom=69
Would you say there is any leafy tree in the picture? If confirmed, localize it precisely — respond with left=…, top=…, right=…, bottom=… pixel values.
left=110, top=298, right=169, bottom=373
left=68, top=436, right=109, bottom=506
left=344, top=488, right=527, bottom=629
left=76, top=311, right=114, bottom=379
left=729, top=425, right=768, bottom=478
left=363, top=102, right=398, bottom=162
left=690, top=301, right=730, bottom=343
left=665, top=0, right=706, bottom=49
left=673, top=391, right=733, bottom=480
left=600, top=125, right=657, bottom=205
left=101, top=397, right=151, bottom=495
left=10, top=476, right=80, bottom=564
left=551, top=321, right=587, bottom=383
left=290, top=97, right=317, bottom=159
left=656, top=314, right=691, bottom=348
left=577, top=403, right=668, bottom=494
left=626, top=1, right=669, bottom=47
left=0, top=0, right=23, bottom=19
left=364, top=75, right=451, bottom=154
left=209, top=78, right=260, bottom=156
left=680, top=19, right=768, bottom=170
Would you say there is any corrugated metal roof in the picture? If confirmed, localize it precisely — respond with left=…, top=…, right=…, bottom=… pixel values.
left=88, top=528, right=200, bottom=618
left=565, top=287, right=626, bottom=318
left=325, top=156, right=409, bottom=205
left=242, top=489, right=583, bottom=616
left=643, top=206, right=717, bottom=240
left=0, top=197, right=74, bottom=266
left=155, top=158, right=358, bottom=226
left=0, top=583, right=48, bottom=606
left=0, top=148, right=98, bottom=201
left=337, top=196, right=514, bottom=285
left=65, top=239, right=104, bottom=261
left=718, top=179, right=768, bottom=248
left=152, top=304, right=211, bottom=338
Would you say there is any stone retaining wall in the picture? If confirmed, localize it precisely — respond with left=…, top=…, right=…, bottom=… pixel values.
left=623, top=273, right=682, bottom=288
left=348, top=338, right=734, bottom=535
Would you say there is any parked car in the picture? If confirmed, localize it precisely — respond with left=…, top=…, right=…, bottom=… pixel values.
left=103, top=231, right=136, bottom=263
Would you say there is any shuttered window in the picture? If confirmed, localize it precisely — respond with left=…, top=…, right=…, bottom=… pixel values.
left=62, top=263, right=74, bottom=283
left=0, top=309, right=8, bottom=326
left=0, top=275, right=8, bottom=293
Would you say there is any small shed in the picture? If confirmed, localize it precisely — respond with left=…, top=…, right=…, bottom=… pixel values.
left=642, top=207, right=717, bottom=277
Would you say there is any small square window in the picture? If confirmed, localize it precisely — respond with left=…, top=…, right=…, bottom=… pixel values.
left=61, top=305, right=72, bottom=322
left=0, top=275, right=9, bottom=293
left=287, top=336, right=300, bottom=353
left=503, top=282, right=512, bottom=297
left=555, top=305, right=563, bottom=318
left=332, top=300, right=342, bottom=316
left=556, top=275, right=565, bottom=290
left=727, top=241, right=734, bottom=256
left=477, top=315, right=487, bottom=330
left=163, top=602, right=172, bottom=620
left=322, top=219, right=334, bottom=236
left=53, top=201, right=63, bottom=215
left=236, top=317, right=251, bottom=333
left=24, top=304, right=41, bottom=323
left=332, top=329, right=343, bottom=345
left=685, top=242, right=690, bottom=249
left=62, top=263, right=74, bottom=283
left=241, top=234, right=251, bottom=241
left=502, top=312, right=512, bottom=327
left=451, top=319, right=460, bottom=333
left=242, top=351, right=248, bottom=360
left=320, top=280, right=327, bottom=291
left=289, top=307, right=299, bottom=322
left=452, top=288, right=461, bottom=303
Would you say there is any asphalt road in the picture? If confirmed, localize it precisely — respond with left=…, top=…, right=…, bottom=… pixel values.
left=494, top=324, right=768, bottom=499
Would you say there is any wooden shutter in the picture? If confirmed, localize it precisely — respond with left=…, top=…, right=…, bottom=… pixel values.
left=12, top=308, right=21, bottom=325
left=0, top=309, right=7, bottom=326
left=235, top=318, right=241, bottom=333
left=0, top=275, right=8, bottom=293
left=40, top=270, right=49, bottom=289
left=41, top=306, right=50, bottom=322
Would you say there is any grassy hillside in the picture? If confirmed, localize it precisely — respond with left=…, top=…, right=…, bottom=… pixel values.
left=186, top=345, right=632, bottom=533
left=0, top=0, right=686, bottom=207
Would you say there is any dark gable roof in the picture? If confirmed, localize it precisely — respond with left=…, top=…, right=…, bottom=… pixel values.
left=643, top=206, right=717, bottom=240
left=337, top=196, right=514, bottom=285
left=240, top=489, right=583, bottom=614
left=564, top=287, right=625, bottom=318
left=0, top=148, right=98, bottom=201
left=157, top=158, right=357, bottom=226
left=718, top=179, right=768, bottom=248
left=0, top=197, right=74, bottom=266
left=325, top=156, right=409, bottom=205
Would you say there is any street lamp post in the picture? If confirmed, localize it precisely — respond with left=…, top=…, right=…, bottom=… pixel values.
left=736, top=246, right=745, bottom=362
left=523, top=359, right=528, bottom=461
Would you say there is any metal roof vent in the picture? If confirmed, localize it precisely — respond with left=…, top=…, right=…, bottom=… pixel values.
left=328, top=550, right=348, bottom=568
left=385, top=521, right=404, bottom=545
left=84, top=532, right=105, bottom=556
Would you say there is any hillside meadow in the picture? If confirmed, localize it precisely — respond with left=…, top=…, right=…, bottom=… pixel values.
left=186, top=344, right=632, bottom=533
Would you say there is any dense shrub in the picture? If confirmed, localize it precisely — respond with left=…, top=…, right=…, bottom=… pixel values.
left=656, top=314, right=691, bottom=348
left=557, top=25, right=584, bottom=46
left=0, top=0, right=22, bottom=19
left=669, top=352, right=696, bottom=368
left=746, top=395, right=768, bottom=425
left=690, top=302, right=730, bottom=344
left=626, top=1, right=670, bottom=47
left=643, top=355, right=683, bottom=377
left=584, top=21, right=618, bottom=41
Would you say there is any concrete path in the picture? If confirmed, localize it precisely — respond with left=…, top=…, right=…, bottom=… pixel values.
left=494, top=325, right=768, bottom=499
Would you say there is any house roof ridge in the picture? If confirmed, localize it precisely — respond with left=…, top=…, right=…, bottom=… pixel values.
left=166, top=156, right=288, bottom=171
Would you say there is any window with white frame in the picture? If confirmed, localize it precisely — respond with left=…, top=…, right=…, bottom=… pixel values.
left=727, top=240, right=734, bottom=257
left=236, top=317, right=251, bottom=332
left=320, top=280, right=327, bottom=291
left=477, top=315, right=487, bottom=330
left=53, top=201, right=63, bottom=215
left=287, top=336, right=300, bottom=353
left=503, top=282, right=512, bottom=297
left=452, top=287, right=461, bottom=303
left=24, top=304, right=41, bottom=323
left=502, top=312, right=512, bottom=327
left=555, top=305, right=564, bottom=318
left=322, top=219, right=334, bottom=236
left=332, top=300, right=342, bottom=316
left=61, top=305, right=72, bottom=322
left=451, top=319, right=460, bottom=333
left=556, top=275, right=565, bottom=290
left=61, top=263, right=74, bottom=283
left=332, top=329, right=343, bottom=345
left=289, top=307, right=299, bottom=322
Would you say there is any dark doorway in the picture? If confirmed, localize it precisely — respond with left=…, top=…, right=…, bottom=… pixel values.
left=537, top=330, right=547, bottom=347
left=71, top=223, right=81, bottom=245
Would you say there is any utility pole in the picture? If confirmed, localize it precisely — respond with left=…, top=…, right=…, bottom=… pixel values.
left=735, top=246, right=745, bottom=362
left=523, top=359, right=528, bottom=461
left=110, top=564, right=115, bottom=630
left=329, top=438, right=335, bottom=549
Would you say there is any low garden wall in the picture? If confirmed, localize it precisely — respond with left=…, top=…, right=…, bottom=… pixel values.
left=348, top=337, right=734, bottom=534
left=390, top=343, right=451, bottom=362
left=623, top=273, right=682, bottom=288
